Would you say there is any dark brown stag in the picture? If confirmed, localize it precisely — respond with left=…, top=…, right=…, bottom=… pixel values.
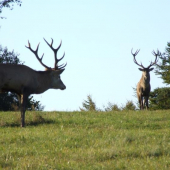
left=131, top=49, right=160, bottom=110
left=0, top=38, right=66, bottom=127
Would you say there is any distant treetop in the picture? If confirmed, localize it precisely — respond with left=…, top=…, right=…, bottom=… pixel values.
left=0, top=0, right=22, bottom=19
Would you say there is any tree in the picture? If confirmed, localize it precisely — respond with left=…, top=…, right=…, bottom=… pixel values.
left=80, top=95, right=97, bottom=111
left=155, top=42, right=170, bottom=85
left=150, top=42, right=170, bottom=110
left=0, top=92, right=18, bottom=111
left=0, top=45, right=44, bottom=111
left=149, top=87, right=170, bottom=110
left=0, top=45, right=23, bottom=64
left=0, top=0, right=22, bottom=19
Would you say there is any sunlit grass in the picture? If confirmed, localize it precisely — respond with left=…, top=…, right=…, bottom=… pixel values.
left=0, top=110, right=170, bottom=169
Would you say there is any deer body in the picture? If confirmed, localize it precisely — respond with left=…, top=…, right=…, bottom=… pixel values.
left=136, top=69, right=152, bottom=109
left=131, top=49, right=159, bottom=110
left=0, top=38, right=67, bottom=127
left=0, top=64, right=65, bottom=94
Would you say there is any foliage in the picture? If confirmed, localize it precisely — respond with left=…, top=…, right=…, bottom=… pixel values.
left=0, top=92, right=44, bottom=111
left=0, top=45, right=44, bottom=111
left=0, top=92, right=18, bottom=111
left=0, top=0, right=22, bottom=19
left=104, top=102, right=121, bottom=111
left=1, top=110, right=170, bottom=169
left=0, top=0, right=22, bottom=12
left=80, top=95, right=97, bottom=111
left=121, top=100, right=137, bottom=111
left=104, top=100, right=136, bottom=111
left=80, top=95, right=137, bottom=112
left=155, top=42, right=170, bottom=85
left=0, top=45, right=22, bottom=64
left=149, top=42, right=170, bottom=110
left=149, top=87, right=170, bottom=110
left=27, top=96, right=44, bottom=111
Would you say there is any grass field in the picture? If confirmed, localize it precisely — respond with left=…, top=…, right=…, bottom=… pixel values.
left=0, top=110, right=170, bottom=170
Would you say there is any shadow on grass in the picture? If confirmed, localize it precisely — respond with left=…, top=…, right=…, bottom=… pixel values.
left=0, top=114, right=55, bottom=127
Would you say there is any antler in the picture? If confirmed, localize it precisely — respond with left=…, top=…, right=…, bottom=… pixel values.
left=43, top=38, right=67, bottom=70
left=147, top=49, right=160, bottom=68
left=25, top=41, right=51, bottom=70
left=131, top=48, right=144, bottom=68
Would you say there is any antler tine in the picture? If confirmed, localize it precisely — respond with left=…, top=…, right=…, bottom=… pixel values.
left=54, top=40, right=62, bottom=65
left=50, top=38, right=54, bottom=46
left=57, top=52, right=65, bottom=62
left=25, top=40, right=31, bottom=49
left=147, top=49, right=160, bottom=68
left=131, top=48, right=144, bottom=68
left=25, top=40, right=51, bottom=70
left=58, top=63, right=67, bottom=70
left=152, top=49, right=161, bottom=57
left=43, top=38, right=66, bottom=70
left=57, top=40, right=62, bottom=50
left=131, top=48, right=140, bottom=57
left=44, top=38, right=54, bottom=50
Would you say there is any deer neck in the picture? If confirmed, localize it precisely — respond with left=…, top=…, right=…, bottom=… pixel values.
left=140, top=72, right=150, bottom=87
left=35, top=71, right=53, bottom=94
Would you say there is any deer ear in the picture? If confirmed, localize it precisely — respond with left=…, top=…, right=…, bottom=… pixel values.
left=56, top=69, right=65, bottom=75
left=149, top=68, right=154, bottom=71
left=138, top=68, right=144, bottom=71
left=51, top=69, right=65, bottom=77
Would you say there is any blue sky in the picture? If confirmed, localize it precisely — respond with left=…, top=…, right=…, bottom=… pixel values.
left=0, top=0, right=170, bottom=111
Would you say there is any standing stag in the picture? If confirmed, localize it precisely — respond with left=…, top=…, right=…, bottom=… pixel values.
left=0, top=38, right=66, bottom=127
left=131, top=49, right=160, bottom=110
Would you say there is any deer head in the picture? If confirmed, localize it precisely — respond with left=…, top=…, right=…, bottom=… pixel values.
left=25, top=38, right=67, bottom=71
left=131, top=49, right=160, bottom=78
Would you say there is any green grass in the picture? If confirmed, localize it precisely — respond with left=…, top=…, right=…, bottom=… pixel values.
left=0, top=110, right=170, bottom=169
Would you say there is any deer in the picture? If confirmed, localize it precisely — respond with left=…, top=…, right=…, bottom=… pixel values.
left=131, top=49, right=160, bottom=110
left=0, top=38, right=66, bottom=127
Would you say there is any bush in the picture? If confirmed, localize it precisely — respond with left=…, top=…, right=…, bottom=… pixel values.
left=104, top=102, right=121, bottom=111
left=80, top=95, right=97, bottom=111
left=121, top=100, right=136, bottom=111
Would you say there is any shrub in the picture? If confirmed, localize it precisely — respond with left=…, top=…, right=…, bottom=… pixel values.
left=80, top=95, right=97, bottom=111
left=104, top=102, right=121, bottom=112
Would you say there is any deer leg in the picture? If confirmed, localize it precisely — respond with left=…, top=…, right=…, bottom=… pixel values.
left=139, top=99, right=142, bottom=110
left=139, top=95, right=144, bottom=110
left=141, top=97, right=144, bottom=110
left=17, top=94, right=21, bottom=108
left=143, top=97, right=146, bottom=109
left=20, top=93, right=28, bottom=127
left=137, top=92, right=141, bottom=110
left=138, top=95, right=143, bottom=110
left=138, top=98, right=141, bottom=110
left=145, top=96, right=149, bottom=110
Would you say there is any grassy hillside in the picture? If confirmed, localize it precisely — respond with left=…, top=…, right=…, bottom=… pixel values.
left=0, top=110, right=170, bottom=169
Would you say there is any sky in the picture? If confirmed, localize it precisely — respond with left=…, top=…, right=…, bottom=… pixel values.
left=0, top=0, right=170, bottom=111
